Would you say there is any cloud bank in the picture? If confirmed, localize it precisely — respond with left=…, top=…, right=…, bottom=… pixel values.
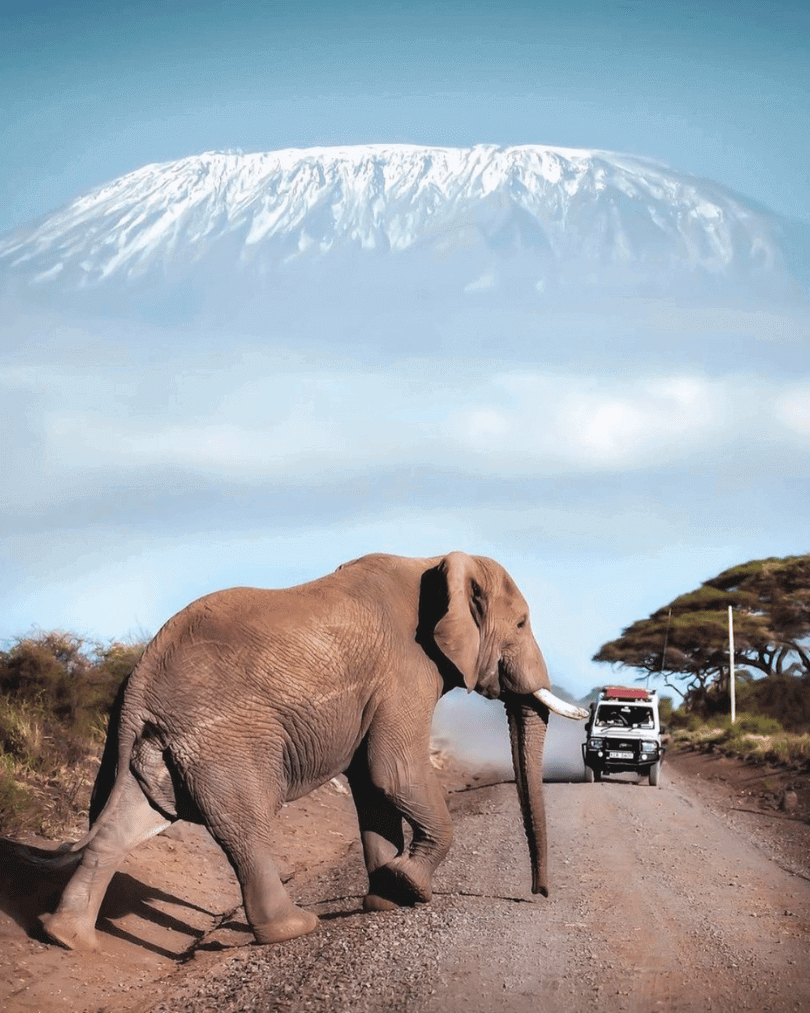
left=2, top=295, right=808, bottom=698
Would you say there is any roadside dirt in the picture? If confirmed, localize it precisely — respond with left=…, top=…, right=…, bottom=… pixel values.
left=1, top=749, right=808, bottom=1013
left=667, top=746, right=810, bottom=884
left=0, top=775, right=363, bottom=1013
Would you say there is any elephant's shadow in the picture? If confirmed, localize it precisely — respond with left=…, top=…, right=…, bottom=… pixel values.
left=0, top=838, right=219, bottom=958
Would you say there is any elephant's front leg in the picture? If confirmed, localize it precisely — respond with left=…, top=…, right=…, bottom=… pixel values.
left=346, top=748, right=405, bottom=909
left=350, top=728, right=454, bottom=911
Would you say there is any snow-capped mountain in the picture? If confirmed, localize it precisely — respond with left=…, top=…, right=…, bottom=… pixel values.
left=0, top=144, right=802, bottom=303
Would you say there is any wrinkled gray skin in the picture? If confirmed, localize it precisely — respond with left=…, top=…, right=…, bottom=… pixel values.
left=42, top=552, right=572, bottom=951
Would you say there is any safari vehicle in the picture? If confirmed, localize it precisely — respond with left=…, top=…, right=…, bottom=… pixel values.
left=582, top=686, right=665, bottom=786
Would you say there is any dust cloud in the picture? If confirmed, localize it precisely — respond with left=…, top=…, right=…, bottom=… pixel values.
left=431, top=689, right=587, bottom=782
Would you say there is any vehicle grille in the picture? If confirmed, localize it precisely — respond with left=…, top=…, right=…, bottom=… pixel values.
left=605, top=738, right=636, bottom=752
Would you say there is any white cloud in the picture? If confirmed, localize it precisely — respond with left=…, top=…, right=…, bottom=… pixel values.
left=7, top=359, right=807, bottom=492
left=776, top=383, right=810, bottom=437
left=3, top=301, right=809, bottom=698
left=570, top=398, right=648, bottom=460
left=447, top=371, right=738, bottom=472
left=463, top=270, right=497, bottom=292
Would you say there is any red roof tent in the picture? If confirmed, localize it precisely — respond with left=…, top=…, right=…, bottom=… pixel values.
left=603, top=686, right=650, bottom=700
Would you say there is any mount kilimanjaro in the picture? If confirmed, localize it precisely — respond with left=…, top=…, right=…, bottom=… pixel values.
left=0, top=144, right=804, bottom=312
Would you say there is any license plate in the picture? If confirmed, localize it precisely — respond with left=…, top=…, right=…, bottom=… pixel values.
left=609, top=751, right=634, bottom=759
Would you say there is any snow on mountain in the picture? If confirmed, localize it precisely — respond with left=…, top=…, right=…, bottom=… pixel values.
left=0, top=144, right=799, bottom=300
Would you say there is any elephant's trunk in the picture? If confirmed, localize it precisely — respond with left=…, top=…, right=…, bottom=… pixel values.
left=504, top=693, right=549, bottom=897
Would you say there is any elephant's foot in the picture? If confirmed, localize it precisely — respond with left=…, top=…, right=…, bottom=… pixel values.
left=251, top=906, right=319, bottom=945
left=40, top=911, right=100, bottom=952
left=365, top=856, right=433, bottom=911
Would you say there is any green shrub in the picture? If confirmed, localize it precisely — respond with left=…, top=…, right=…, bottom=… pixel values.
left=701, top=712, right=787, bottom=741
left=727, top=735, right=762, bottom=755
left=747, top=676, right=810, bottom=731
left=0, top=631, right=91, bottom=724
left=658, top=695, right=674, bottom=725
left=89, top=639, right=146, bottom=732
left=672, top=711, right=810, bottom=767
left=666, top=705, right=698, bottom=730
left=0, top=630, right=146, bottom=739
left=733, top=713, right=784, bottom=736
left=765, top=734, right=810, bottom=765
left=699, top=673, right=810, bottom=731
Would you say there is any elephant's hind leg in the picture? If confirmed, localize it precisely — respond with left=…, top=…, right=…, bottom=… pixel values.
left=41, top=773, right=171, bottom=951
left=233, top=850, right=319, bottom=945
left=197, top=774, right=319, bottom=945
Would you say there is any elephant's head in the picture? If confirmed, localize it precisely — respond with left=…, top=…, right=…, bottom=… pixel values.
left=429, top=551, right=587, bottom=897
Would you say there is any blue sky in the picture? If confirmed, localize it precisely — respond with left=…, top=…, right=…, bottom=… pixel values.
left=2, top=1, right=809, bottom=702
left=2, top=0, right=809, bottom=235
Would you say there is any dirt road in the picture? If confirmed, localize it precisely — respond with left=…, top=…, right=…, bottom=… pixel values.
left=145, top=761, right=810, bottom=1013
left=3, top=755, right=809, bottom=1013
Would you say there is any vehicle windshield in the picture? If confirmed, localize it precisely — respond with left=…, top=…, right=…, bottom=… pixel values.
left=594, top=704, right=655, bottom=729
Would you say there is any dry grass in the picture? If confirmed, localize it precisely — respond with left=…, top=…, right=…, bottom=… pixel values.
left=0, top=689, right=99, bottom=838
left=0, top=702, right=98, bottom=838
left=0, top=630, right=145, bottom=840
left=763, top=733, right=810, bottom=765
left=674, top=723, right=810, bottom=767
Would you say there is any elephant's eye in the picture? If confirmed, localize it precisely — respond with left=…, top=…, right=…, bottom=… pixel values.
left=517, top=617, right=527, bottom=629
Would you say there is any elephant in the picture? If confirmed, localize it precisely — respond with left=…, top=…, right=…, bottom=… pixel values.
left=40, top=551, right=587, bottom=951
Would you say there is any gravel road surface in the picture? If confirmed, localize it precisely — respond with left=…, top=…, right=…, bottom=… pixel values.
left=136, top=763, right=810, bottom=1013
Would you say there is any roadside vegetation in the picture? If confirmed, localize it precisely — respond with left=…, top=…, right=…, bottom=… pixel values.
left=593, top=553, right=810, bottom=772
left=0, top=631, right=146, bottom=838
left=594, top=554, right=810, bottom=720
left=670, top=711, right=810, bottom=768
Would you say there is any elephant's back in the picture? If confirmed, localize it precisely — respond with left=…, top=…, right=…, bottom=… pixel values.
left=146, top=555, right=430, bottom=649
left=132, top=582, right=385, bottom=719
left=129, top=583, right=386, bottom=787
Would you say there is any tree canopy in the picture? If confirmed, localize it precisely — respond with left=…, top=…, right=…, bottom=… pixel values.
left=593, top=554, right=810, bottom=708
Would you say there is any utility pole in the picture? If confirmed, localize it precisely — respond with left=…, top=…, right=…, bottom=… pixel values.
left=728, top=605, right=736, bottom=724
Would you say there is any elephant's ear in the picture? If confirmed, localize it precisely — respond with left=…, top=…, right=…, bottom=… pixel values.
left=433, top=552, right=483, bottom=693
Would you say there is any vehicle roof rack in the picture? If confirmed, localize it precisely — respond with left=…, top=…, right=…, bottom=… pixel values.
left=600, top=685, right=655, bottom=701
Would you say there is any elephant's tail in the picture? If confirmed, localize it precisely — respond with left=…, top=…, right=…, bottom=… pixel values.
left=8, top=680, right=139, bottom=866
left=8, top=839, right=86, bottom=870
left=70, top=673, right=150, bottom=852
left=88, top=675, right=129, bottom=826
left=45, top=677, right=143, bottom=859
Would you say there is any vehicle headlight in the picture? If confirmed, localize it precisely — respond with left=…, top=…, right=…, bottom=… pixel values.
left=588, top=738, right=604, bottom=748
left=641, top=740, right=658, bottom=752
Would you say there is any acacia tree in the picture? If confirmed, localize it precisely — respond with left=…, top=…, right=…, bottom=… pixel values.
left=705, top=555, right=810, bottom=678
left=593, top=554, right=810, bottom=709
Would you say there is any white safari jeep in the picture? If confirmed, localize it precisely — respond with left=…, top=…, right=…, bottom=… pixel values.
left=582, top=686, right=665, bottom=786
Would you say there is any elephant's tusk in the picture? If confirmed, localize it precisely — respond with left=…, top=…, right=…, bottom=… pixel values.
left=533, top=688, right=589, bottom=720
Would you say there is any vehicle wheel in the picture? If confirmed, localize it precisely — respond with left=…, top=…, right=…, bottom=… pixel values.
left=584, top=765, right=595, bottom=783
left=649, top=761, right=661, bottom=787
